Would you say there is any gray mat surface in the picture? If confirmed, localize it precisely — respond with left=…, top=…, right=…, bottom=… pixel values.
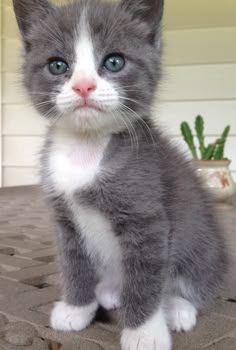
left=0, top=186, right=235, bottom=349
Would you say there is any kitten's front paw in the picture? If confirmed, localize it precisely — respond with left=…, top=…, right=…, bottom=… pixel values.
left=121, top=308, right=171, bottom=350
left=121, top=327, right=172, bottom=350
left=50, top=300, right=98, bottom=332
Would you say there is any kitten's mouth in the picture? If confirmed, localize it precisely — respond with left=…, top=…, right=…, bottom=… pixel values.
left=74, top=101, right=103, bottom=113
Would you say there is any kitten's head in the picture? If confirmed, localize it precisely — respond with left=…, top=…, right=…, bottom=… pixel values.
left=13, top=0, right=164, bottom=134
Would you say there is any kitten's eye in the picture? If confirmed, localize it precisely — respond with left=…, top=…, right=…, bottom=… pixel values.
left=103, top=54, right=125, bottom=73
left=48, top=60, right=69, bottom=75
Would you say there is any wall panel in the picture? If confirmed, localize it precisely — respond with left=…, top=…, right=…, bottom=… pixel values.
left=155, top=100, right=236, bottom=135
left=3, top=167, right=39, bottom=187
left=3, top=105, right=46, bottom=136
left=3, top=136, right=43, bottom=167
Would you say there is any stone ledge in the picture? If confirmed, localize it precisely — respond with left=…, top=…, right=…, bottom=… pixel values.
left=0, top=187, right=235, bottom=349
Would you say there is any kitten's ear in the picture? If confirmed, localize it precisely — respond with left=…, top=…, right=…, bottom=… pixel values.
left=13, top=0, right=54, bottom=37
left=120, top=0, right=164, bottom=43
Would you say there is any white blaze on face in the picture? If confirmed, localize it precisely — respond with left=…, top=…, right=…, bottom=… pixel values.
left=73, top=16, right=98, bottom=82
left=56, top=13, right=122, bottom=133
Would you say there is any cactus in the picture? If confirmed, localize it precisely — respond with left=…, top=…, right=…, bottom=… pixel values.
left=213, top=126, right=230, bottom=160
left=180, top=122, right=198, bottom=159
left=203, top=143, right=216, bottom=160
left=181, top=117, right=230, bottom=161
left=195, top=115, right=205, bottom=158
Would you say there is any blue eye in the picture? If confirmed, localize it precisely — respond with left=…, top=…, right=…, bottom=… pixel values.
left=48, top=60, right=69, bottom=75
left=104, top=54, right=125, bottom=73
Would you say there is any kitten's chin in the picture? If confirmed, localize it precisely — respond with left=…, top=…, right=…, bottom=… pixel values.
left=73, top=107, right=105, bottom=119
left=55, top=110, right=127, bottom=136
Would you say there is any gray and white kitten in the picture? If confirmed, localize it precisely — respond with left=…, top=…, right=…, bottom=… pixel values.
left=13, top=0, right=228, bottom=349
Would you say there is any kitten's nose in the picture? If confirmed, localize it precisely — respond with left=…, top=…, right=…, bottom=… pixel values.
left=72, top=79, right=97, bottom=98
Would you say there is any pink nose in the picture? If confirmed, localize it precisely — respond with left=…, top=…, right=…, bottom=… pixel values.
left=72, top=79, right=96, bottom=98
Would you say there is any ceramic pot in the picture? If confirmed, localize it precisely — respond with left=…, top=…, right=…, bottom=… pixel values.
left=192, top=160, right=236, bottom=202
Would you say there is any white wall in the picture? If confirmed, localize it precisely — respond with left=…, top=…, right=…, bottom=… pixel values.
left=155, top=28, right=236, bottom=181
left=1, top=1, right=236, bottom=186
left=1, top=1, right=46, bottom=186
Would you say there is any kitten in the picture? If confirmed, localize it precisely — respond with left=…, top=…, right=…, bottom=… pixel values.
left=13, top=0, right=228, bottom=349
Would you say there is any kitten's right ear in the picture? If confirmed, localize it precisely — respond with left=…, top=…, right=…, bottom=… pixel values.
left=120, top=0, right=164, bottom=44
left=13, top=0, right=53, bottom=38
left=120, top=0, right=164, bottom=24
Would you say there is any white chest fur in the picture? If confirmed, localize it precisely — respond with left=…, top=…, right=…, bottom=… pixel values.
left=48, top=127, right=110, bottom=194
left=73, top=203, right=123, bottom=308
left=48, top=127, right=122, bottom=305
left=73, top=203, right=122, bottom=272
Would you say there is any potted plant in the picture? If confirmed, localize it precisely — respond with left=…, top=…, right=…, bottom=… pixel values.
left=181, top=115, right=235, bottom=201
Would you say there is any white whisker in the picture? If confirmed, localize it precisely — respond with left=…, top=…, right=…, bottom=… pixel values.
left=118, top=102, right=156, bottom=146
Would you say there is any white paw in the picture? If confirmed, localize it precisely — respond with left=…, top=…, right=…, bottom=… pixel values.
left=165, top=296, right=197, bottom=332
left=95, top=283, right=121, bottom=310
left=121, top=329, right=172, bottom=350
left=50, top=300, right=98, bottom=332
left=121, top=308, right=172, bottom=350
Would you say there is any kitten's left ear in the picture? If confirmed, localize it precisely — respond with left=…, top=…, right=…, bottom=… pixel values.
left=13, top=0, right=54, bottom=38
left=120, top=0, right=164, bottom=44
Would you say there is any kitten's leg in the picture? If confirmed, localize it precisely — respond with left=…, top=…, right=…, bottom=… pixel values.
left=120, top=215, right=172, bottom=350
left=50, top=212, right=98, bottom=332
left=164, top=296, right=197, bottom=332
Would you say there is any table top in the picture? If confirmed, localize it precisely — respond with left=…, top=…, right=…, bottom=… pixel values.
left=0, top=186, right=235, bottom=350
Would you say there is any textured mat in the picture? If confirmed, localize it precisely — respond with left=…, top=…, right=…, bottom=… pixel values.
left=0, top=186, right=235, bottom=349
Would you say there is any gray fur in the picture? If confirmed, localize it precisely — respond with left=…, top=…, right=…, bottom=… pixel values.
left=13, top=0, right=227, bottom=332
